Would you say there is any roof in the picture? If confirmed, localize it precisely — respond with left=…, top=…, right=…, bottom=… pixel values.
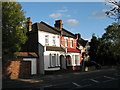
left=32, top=21, right=76, bottom=38
left=32, top=22, right=60, bottom=35
left=67, top=48, right=80, bottom=53
left=77, top=39, right=88, bottom=47
left=62, top=28, right=76, bottom=38
left=46, top=46, right=65, bottom=52
left=15, top=52, right=38, bottom=58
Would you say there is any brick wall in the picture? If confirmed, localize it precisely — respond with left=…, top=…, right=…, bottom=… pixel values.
left=61, top=36, right=77, bottom=48
left=3, top=59, right=31, bottom=79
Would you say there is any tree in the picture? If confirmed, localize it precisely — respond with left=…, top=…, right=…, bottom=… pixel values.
left=89, top=33, right=116, bottom=65
left=102, top=23, right=120, bottom=64
left=89, top=34, right=100, bottom=62
left=2, top=2, right=27, bottom=61
left=105, top=0, right=120, bottom=24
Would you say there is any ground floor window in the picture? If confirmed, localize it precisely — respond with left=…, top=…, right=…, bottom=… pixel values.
left=75, top=55, right=79, bottom=65
left=49, top=53, right=60, bottom=67
left=66, top=55, right=71, bottom=65
left=72, top=55, right=74, bottom=64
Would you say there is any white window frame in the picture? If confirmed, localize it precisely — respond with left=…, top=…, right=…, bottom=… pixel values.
left=70, top=40, right=73, bottom=47
left=45, top=35, right=49, bottom=45
left=65, top=39, right=68, bottom=47
left=53, top=36, right=56, bottom=46
left=49, top=53, right=59, bottom=67
left=75, top=55, right=79, bottom=65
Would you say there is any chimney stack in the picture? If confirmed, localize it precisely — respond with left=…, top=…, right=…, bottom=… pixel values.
left=27, top=17, right=32, bottom=32
left=75, top=33, right=81, bottom=40
left=78, top=33, right=81, bottom=39
left=54, top=20, right=63, bottom=30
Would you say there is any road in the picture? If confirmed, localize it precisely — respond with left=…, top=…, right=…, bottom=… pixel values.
left=2, top=68, right=120, bottom=90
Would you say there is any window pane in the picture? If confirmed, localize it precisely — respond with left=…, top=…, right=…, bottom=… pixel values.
left=75, top=55, right=78, bottom=64
left=53, top=36, right=56, bottom=45
left=71, top=40, right=73, bottom=47
left=45, top=35, right=49, bottom=45
left=65, top=39, right=68, bottom=47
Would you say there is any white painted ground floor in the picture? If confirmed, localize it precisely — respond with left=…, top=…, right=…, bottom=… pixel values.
left=44, top=51, right=82, bottom=71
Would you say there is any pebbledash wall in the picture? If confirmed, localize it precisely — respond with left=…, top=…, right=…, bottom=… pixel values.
left=38, top=30, right=65, bottom=74
left=38, top=31, right=60, bottom=47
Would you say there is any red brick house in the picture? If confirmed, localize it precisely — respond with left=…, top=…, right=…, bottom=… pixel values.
left=54, top=20, right=82, bottom=70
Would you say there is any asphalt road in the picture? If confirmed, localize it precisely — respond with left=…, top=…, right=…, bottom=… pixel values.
left=2, top=68, right=120, bottom=90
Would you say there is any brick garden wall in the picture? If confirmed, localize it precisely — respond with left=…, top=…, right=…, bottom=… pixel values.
left=3, top=59, right=31, bottom=79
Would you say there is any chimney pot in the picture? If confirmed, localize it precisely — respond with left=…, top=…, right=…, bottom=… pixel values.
left=78, top=33, right=81, bottom=39
left=60, top=20, right=62, bottom=23
left=29, top=17, right=31, bottom=22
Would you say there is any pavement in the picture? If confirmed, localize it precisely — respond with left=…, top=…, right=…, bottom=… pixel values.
left=2, top=65, right=120, bottom=90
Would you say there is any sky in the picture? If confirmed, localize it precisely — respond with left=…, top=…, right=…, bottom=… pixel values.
left=19, top=2, right=116, bottom=39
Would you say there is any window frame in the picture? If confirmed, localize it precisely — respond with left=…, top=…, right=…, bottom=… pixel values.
left=53, top=36, right=56, bottom=46
left=45, top=35, right=49, bottom=45
left=75, top=55, right=79, bottom=65
left=65, top=39, right=68, bottom=47
left=70, top=40, right=73, bottom=47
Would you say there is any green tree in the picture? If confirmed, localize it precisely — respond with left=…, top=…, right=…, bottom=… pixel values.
left=102, top=23, right=120, bottom=64
left=2, top=2, right=27, bottom=61
left=89, top=34, right=100, bottom=62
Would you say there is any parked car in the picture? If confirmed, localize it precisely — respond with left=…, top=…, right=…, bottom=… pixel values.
left=84, top=60, right=102, bottom=69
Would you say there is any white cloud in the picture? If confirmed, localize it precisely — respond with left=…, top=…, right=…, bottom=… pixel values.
left=49, top=13, right=63, bottom=18
left=91, top=11, right=106, bottom=18
left=66, top=14, right=72, bottom=17
left=56, top=9, right=68, bottom=13
left=64, top=19, right=79, bottom=26
left=70, top=28, right=75, bottom=31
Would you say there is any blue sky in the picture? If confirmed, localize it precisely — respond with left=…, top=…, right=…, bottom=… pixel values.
left=20, top=2, right=115, bottom=39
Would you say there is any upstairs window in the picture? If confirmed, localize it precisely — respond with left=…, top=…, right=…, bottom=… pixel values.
left=70, top=40, right=73, bottom=47
left=53, top=36, right=56, bottom=46
left=45, top=35, right=49, bottom=45
left=65, top=39, right=68, bottom=47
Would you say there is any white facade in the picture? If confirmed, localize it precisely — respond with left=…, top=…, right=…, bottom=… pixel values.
left=38, top=31, right=65, bottom=72
left=66, top=53, right=80, bottom=66
left=23, top=58, right=37, bottom=75
left=44, top=51, right=62, bottom=71
left=38, top=31, right=60, bottom=46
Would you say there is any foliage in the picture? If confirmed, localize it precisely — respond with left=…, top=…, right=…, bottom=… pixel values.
left=105, top=0, right=120, bottom=22
left=89, top=23, right=120, bottom=65
left=2, top=2, right=27, bottom=61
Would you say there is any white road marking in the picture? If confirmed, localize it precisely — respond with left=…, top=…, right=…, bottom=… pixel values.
left=72, top=82, right=81, bottom=87
left=90, top=79, right=99, bottom=83
left=104, top=76, right=115, bottom=80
